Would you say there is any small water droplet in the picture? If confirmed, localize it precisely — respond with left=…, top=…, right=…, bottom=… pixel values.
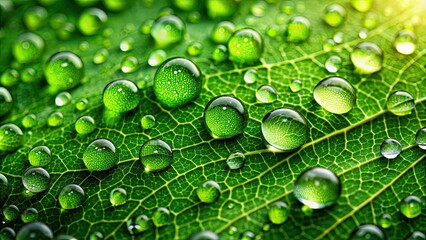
left=197, top=180, right=221, bottom=203
left=285, top=16, right=310, bottom=42
left=226, top=151, right=246, bottom=170
left=22, top=167, right=50, bottom=193
left=394, top=29, right=417, bottom=55
left=380, top=138, right=402, bottom=159
left=350, top=42, right=383, bottom=74
left=83, top=139, right=118, bottom=171
left=400, top=195, right=422, bottom=219
left=110, top=188, right=128, bottom=206
left=256, top=85, right=277, bottom=103
left=323, top=3, right=346, bottom=27
left=324, top=55, right=342, bottom=73
left=228, top=28, right=263, bottom=65
left=139, top=139, right=173, bottom=172
left=313, top=76, right=356, bottom=114
left=59, top=184, right=85, bottom=209
left=386, top=90, right=414, bottom=116
left=349, top=224, right=385, bottom=240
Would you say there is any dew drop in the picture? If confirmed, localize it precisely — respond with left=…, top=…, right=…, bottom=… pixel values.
left=380, top=138, right=402, bottom=159
left=2, top=205, right=19, bottom=221
left=290, top=79, right=302, bottom=92
left=21, top=208, right=38, bottom=223
left=75, top=116, right=96, bottom=135
left=350, top=42, right=383, bottom=74
left=268, top=201, right=289, bottom=224
left=400, top=195, right=422, bottom=219
left=197, top=180, right=221, bottom=203
left=110, top=188, right=128, bottom=206
left=189, top=230, right=219, bottom=240
left=120, top=37, right=134, bottom=52
left=23, top=6, right=47, bottom=31
left=406, top=231, right=426, bottom=240
left=243, top=69, right=258, bottom=84
left=148, top=49, right=167, bottom=67
left=256, top=85, right=277, bottom=103
left=55, top=91, right=72, bottom=107
left=93, top=48, right=109, bottom=65
left=211, top=21, right=236, bottom=44
left=141, top=115, right=156, bottom=130
left=228, top=28, right=264, bottom=65
left=150, top=15, right=185, bottom=47
left=0, top=227, right=16, bottom=239
left=152, top=207, right=172, bottom=227
left=323, top=3, right=346, bottom=27
left=103, top=80, right=139, bottom=113
left=127, top=215, right=152, bottom=235
left=187, top=42, right=203, bottom=57
left=325, top=55, right=342, bottom=73
left=313, top=76, right=356, bottom=114
left=28, top=146, right=51, bottom=167
left=350, top=0, right=372, bottom=12
left=0, top=87, right=13, bottom=117
left=16, top=222, right=53, bottom=240
left=386, top=90, right=415, bottom=116
left=211, top=45, right=229, bottom=63
left=349, top=224, right=385, bottom=240
left=13, top=32, right=44, bottom=64
left=83, top=139, right=118, bottom=171
left=139, top=139, right=173, bottom=172
left=75, top=98, right=89, bottom=111
left=363, top=12, right=378, bottom=30
left=89, top=232, right=104, bottom=240
left=1, top=69, right=19, bottom=87
left=206, top=0, right=239, bottom=20
left=378, top=213, right=392, bottom=229
left=44, top=51, right=84, bottom=90
left=394, top=29, right=417, bottom=55
left=416, top=127, right=426, bottom=150
left=22, top=167, right=50, bottom=193
left=47, top=111, right=64, bottom=127
left=285, top=16, right=310, bottom=42
left=78, top=8, right=107, bottom=36
left=58, top=184, right=85, bottom=209
left=0, top=123, right=23, bottom=152
left=226, top=151, right=246, bottom=170
left=333, top=32, right=344, bottom=44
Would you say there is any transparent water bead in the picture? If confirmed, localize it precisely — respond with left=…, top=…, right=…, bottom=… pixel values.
left=22, top=167, right=50, bottom=193
left=55, top=91, right=72, bottom=106
left=268, top=201, right=289, bottom=224
left=47, top=111, right=64, bottom=127
left=394, top=29, right=417, bottom=55
left=244, top=69, right=258, bottom=84
left=3, top=205, right=19, bottom=221
left=28, top=146, right=51, bottom=167
left=153, top=57, right=202, bottom=108
left=152, top=207, right=172, bottom=227
left=127, top=214, right=151, bottom=235
left=186, top=42, right=203, bottom=56
left=78, top=8, right=107, bottom=36
left=190, top=231, right=219, bottom=240
left=400, top=195, right=422, bottom=219
left=261, top=108, right=309, bottom=152
left=386, top=90, right=415, bottom=116
left=324, top=55, right=342, bottom=73
left=121, top=55, right=138, bottom=73
left=211, top=45, right=228, bottom=63
left=75, top=116, right=96, bottom=135
left=226, top=151, right=245, bottom=170
left=1, top=69, right=19, bottom=87
left=294, top=167, right=341, bottom=209
left=285, top=16, right=310, bottom=42
left=148, top=49, right=167, bottom=67
left=350, top=42, right=383, bottom=74
left=378, top=213, right=392, bottom=229
left=44, top=51, right=84, bottom=90
left=119, top=37, right=134, bottom=52
left=416, top=127, right=426, bottom=150
left=141, top=115, right=156, bottom=130
left=59, top=184, right=85, bottom=209
left=313, top=76, right=356, bottom=114
left=228, top=28, right=264, bottom=65
left=349, top=224, right=385, bottom=240
left=290, top=79, right=302, bottom=92
left=150, top=15, right=185, bottom=47
left=380, top=138, right=402, bottom=159
left=93, top=48, right=109, bottom=65
left=211, top=21, right=236, bottom=44
left=0, top=123, right=23, bottom=152
left=0, top=87, right=13, bottom=116
left=197, top=180, right=221, bottom=203
left=13, top=32, right=45, bottom=64
left=0, top=227, right=16, bottom=239
left=139, top=139, right=173, bottom=172
left=323, top=3, right=346, bottom=27
left=83, top=139, right=118, bottom=171
left=256, top=85, right=278, bottom=103
left=16, top=222, right=53, bottom=240
left=23, top=6, right=47, bottom=31
left=75, top=98, right=89, bottom=111
left=406, top=231, right=426, bottom=240
left=110, top=187, right=128, bottom=206
left=21, top=208, right=38, bottom=223
left=103, top=80, right=139, bottom=113
left=204, top=95, right=248, bottom=139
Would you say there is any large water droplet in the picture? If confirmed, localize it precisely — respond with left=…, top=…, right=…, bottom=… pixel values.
left=197, top=180, right=221, bottom=203
left=313, top=76, right=356, bottom=114
left=22, top=167, right=50, bottom=193
left=350, top=42, right=383, bottom=74
left=16, top=222, right=53, bottom=240
left=400, top=195, right=422, bottom=219
left=13, top=32, right=44, bottom=64
left=102, top=80, right=139, bottom=113
left=386, top=90, right=415, bottom=116
left=0, top=123, right=23, bottom=152
left=151, top=15, right=185, bottom=47
left=139, top=139, right=173, bottom=172
left=28, top=146, right=51, bottom=167
left=228, top=28, right=263, bottom=65
left=394, top=29, right=417, bottom=55
left=44, top=51, right=84, bottom=90
left=75, top=116, right=96, bottom=135
left=83, top=139, right=118, bottom=171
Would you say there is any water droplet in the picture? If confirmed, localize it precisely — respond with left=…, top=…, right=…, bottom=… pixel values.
left=83, top=139, right=118, bottom=171
left=152, top=207, right=172, bottom=227
left=280, top=1, right=295, bottom=14
left=378, top=213, right=392, bottom=229
left=227, top=202, right=235, bottom=209
left=261, top=108, right=309, bottom=151
left=172, top=0, right=199, bottom=11
left=211, top=21, right=236, bottom=44
left=20, top=114, right=36, bottom=129
left=0, top=227, right=16, bottom=239
left=0, top=123, right=23, bottom=152
left=197, top=180, right=221, bottom=203
left=148, top=49, right=167, bottom=67
left=150, top=15, right=185, bottom=47
left=141, top=115, right=156, bottom=130
left=21, top=68, right=38, bottom=83
left=28, top=146, right=51, bottom=167
left=13, top=32, right=44, bottom=64
left=400, top=195, right=422, bottom=219
left=93, top=48, right=109, bottom=65
left=363, top=12, right=378, bottom=30
left=206, top=0, right=239, bottom=20
left=79, top=41, right=90, bottom=52
left=154, top=57, right=202, bottom=108
left=380, top=138, right=402, bottom=159
left=78, top=8, right=107, bottom=36
left=228, top=28, right=264, bottom=65
left=140, top=19, right=154, bottom=35
left=75, top=98, right=89, bottom=111
left=139, top=139, right=173, bottom=172
left=0, top=87, right=13, bottom=117
left=323, top=3, right=346, bottom=27
left=416, top=127, right=426, bottom=150
left=350, top=42, right=383, bottom=74
left=190, top=230, right=219, bottom=240
left=22, top=167, right=50, bottom=193
left=58, top=184, right=85, bottom=209
left=2, top=205, right=19, bottom=221
left=358, top=28, right=369, bottom=39
left=56, top=22, right=76, bottom=40
left=406, top=231, right=426, bottom=240
left=50, top=13, right=67, bottom=29
left=268, top=201, right=289, bottom=224
left=110, top=187, right=127, bottom=206
left=313, top=76, right=356, bottom=114
left=1, top=69, right=19, bottom=87
left=256, top=85, right=277, bottom=103
left=47, top=111, right=64, bottom=127
left=23, top=6, right=47, bottom=31
left=243, top=69, right=258, bottom=84
left=89, top=231, right=104, bottom=240
left=103, top=0, right=127, bottom=11
left=75, top=116, right=96, bottom=135
left=241, top=231, right=255, bottom=240
left=204, top=95, right=248, bottom=139
left=16, top=222, right=53, bottom=240
left=119, top=37, right=134, bottom=52
left=211, top=45, right=229, bottom=63
left=394, top=29, right=417, bottom=55
left=45, top=51, right=84, bottom=90
left=187, top=42, right=203, bottom=56
left=290, top=79, right=302, bottom=92
left=21, top=208, right=38, bottom=223
left=266, top=24, right=281, bottom=38
left=333, top=32, right=344, bottom=44
left=350, top=0, right=372, bottom=12
left=251, top=1, right=267, bottom=17
left=294, top=167, right=341, bottom=209
left=228, top=226, right=237, bottom=235
left=0, top=173, right=8, bottom=202
left=325, top=55, right=342, bottom=73
left=120, top=55, right=139, bottom=73
left=55, top=91, right=72, bottom=107
left=103, top=80, right=139, bottom=113
left=127, top=215, right=152, bottom=235
left=386, top=90, right=415, bottom=116
left=226, top=151, right=245, bottom=170
left=349, top=224, right=385, bottom=240
left=285, top=16, right=310, bottom=42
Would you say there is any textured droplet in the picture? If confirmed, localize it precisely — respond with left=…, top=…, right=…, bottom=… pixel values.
left=22, top=167, right=50, bottom=193
left=3, top=205, right=19, bottom=221
left=47, top=111, right=64, bottom=127
left=151, top=15, right=185, bottom=47
left=75, top=116, right=96, bottom=135
left=78, top=8, right=107, bottom=36
left=0, top=87, right=13, bottom=116
left=386, top=90, right=415, bottom=116
left=141, top=115, right=156, bottom=130
left=197, top=180, right=221, bottom=203
left=294, top=167, right=341, bottom=209
left=268, top=201, right=289, bottom=224
left=189, top=231, right=219, bottom=240
left=148, top=49, right=167, bottom=67
left=59, top=184, right=85, bottom=209
left=0, top=123, right=23, bottom=152
left=285, top=16, right=310, bottom=42
left=103, top=80, right=139, bottom=113
left=16, top=222, right=53, bottom=240
left=75, top=98, right=89, bottom=111
left=244, top=69, right=258, bottom=84
left=211, top=45, right=229, bottom=63
left=110, top=187, right=127, bottom=206
left=380, top=138, right=402, bottom=159
left=83, top=139, right=118, bottom=171
left=13, top=32, right=44, bottom=64
left=93, top=48, right=109, bottom=64
left=313, top=76, right=356, bottom=114
left=152, top=207, right=172, bottom=227
left=211, top=21, right=236, bottom=44
left=261, top=108, right=309, bottom=151
left=350, top=0, right=372, bottom=12
left=21, top=208, right=38, bottom=223
left=350, top=42, right=383, bottom=74
left=228, top=28, right=263, bottom=65
left=400, top=195, right=422, bottom=219
left=204, top=95, right=248, bottom=139
left=187, top=42, right=203, bottom=56
left=416, top=127, right=426, bottom=150
left=378, top=213, right=392, bottom=229
left=256, top=85, right=277, bottom=103
left=55, top=91, right=72, bottom=107
left=28, top=146, right=51, bottom=167
left=139, top=139, right=173, bottom=172
left=226, top=151, right=245, bottom=170
left=153, top=57, right=202, bottom=108
left=325, top=55, right=342, bottom=73
left=44, top=51, right=84, bottom=90
left=323, top=3, right=346, bottom=27
left=127, top=214, right=152, bottom=235
left=349, top=224, right=385, bottom=240
left=394, top=29, right=417, bottom=55
left=290, top=79, right=302, bottom=92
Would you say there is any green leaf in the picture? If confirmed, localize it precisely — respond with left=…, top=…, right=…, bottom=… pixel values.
left=1, top=0, right=425, bottom=239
